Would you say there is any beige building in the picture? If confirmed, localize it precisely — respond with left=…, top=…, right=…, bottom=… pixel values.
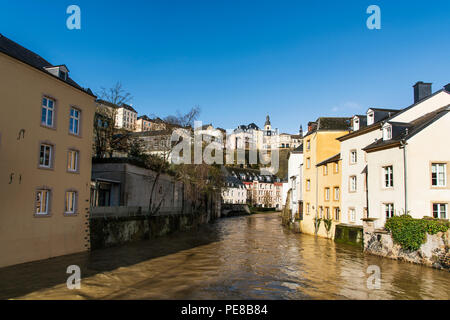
left=135, top=115, right=167, bottom=132
left=0, top=34, right=96, bottom=267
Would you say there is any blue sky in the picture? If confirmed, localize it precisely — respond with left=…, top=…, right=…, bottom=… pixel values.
left=1, top=0, right=450, bottom=133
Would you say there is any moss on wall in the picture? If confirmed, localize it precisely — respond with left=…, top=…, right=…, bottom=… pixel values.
left=334, top=224, right=363, bottom=247
left=90, top=213, right=206, bottom=250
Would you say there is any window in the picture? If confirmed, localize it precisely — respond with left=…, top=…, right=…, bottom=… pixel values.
left=325, top=188, right=330, bottom=201
left=306, top=203, right=310, bottom=214
left=334, top=187, right=340, bottom=201
left=39, top=144, right=52, bottom=168
left=334, top=162, right=339, bottom=173
left=349, top=208, right=356, bottom=222
left=41, top=97, right=54, bottom=127
left=306, top=140, right=310, bottom=150
left=306, top=157, right=311, bottom=169
left=306, top=179, right=311, bottom=191
left=325, top=207, right=330, bottom=219
left=385, top=203, right=395, bottom=218
left=323, top=165, right=328, bottom=175
left=384, top=126, right=392, bottom=140
left=367, top=111, right=375, bottom=125
left=353, top=118, right=360, bottom=131
left=432, top=163, right=447, bottom=187
left=67, top=150, right=79, bottom=172
left=384, top=166, right=394, bottom=188
left=319, top=207, right=323, bottom=218
left=349, top=176, right=357, bottom=192
left=433, top=203, right=448, bottom=219
left=36, top=189, right=50, bottom=215
left=334, top=207, right=340, bottom=221
left=69, top=108, right=80, bottom=135
left=350, top=150, right=357, bottom=164
left=65, top=191, right=77, bottom=214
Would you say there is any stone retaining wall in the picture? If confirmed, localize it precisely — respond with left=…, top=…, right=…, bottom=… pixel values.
left=90, top=212, right=211, bottom=250
left=362, top=218, right=450, bottom=271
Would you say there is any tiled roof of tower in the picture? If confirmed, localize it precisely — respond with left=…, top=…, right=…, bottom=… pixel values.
left=0, top=33, right=95, bottom=97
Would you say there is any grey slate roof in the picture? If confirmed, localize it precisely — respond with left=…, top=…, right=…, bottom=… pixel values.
left=303, top=117, right=352, bottom=138
left=0, top=33, right=94, bottom=97
left=363, top=106, right=450, bottom=152
left=316, top=153, right=341, bottom=167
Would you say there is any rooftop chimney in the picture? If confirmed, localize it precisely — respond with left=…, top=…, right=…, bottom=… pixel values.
left=444, top=83, right=450, bottom=92
left=413, top=81, right=432, bottom=103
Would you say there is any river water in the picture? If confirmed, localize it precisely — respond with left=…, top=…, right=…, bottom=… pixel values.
left=0, top=213, right=449, bottom=300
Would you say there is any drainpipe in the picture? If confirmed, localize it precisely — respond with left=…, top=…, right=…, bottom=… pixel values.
left=400, top=139, right=408, bottom=214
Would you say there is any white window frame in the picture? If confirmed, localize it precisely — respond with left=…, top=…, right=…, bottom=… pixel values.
left=384, top=166, right=394, bottom=188
left=349, top=176, right=357, bottom=192
left=384, top=126, right=392, bottom=140
left=385, top=203, right=395, bottom=218
left=432, top=203, right=448, bottom=219
left=67, top=150, right=79, bottom=172
left=41, top=97, right=55, bottom=127
left=349, top=208, right=356, bottom=222
left=36, top=189, right=50, bottom=215
left=39, top=144, right=52, bottom=168
left=65, top=191, right=77, bottom=214
left=334, top=187, right=340, bottom=201
left=432, top=163, right=447, bottom=187
left=325, top=188, right=330, bottom=201
left=350, top=150, right=357, bottom=164
left=69, top=108, right=80, bottom=135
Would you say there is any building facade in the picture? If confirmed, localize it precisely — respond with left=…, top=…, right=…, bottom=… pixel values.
left=0, top=34, right=96, bottom=267
left=316, top=154, right=342, bottom=239
left=363, top=83, right=450, bottom=229
left=301, top=117, right=351, bottom=237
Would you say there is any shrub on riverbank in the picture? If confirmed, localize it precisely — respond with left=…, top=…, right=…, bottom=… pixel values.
left=385, top=215, right=449, bottom=251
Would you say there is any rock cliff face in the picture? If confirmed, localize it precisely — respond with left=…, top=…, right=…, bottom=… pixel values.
left=363, top=224, right=450, bottom=271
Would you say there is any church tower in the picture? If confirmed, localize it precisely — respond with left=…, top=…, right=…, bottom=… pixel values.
left=264, top=115, right=271, bottom=131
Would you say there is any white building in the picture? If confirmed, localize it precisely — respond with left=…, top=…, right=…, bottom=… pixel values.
left=222, top=176, right=247, bottom=204
left=286, top=145, right=304, bottom=219
left=227, top=115, right=301, bottom=152
left=115, top=103, right=137, bottom=131
left=97, top=99, right=138, bottom=131
left=338, top=108, right=400, bottom=227
left=363, top=83, right=450, bottom=229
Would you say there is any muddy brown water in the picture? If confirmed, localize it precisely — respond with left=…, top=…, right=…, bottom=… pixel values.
left=0, top=213, right=449, bottom=299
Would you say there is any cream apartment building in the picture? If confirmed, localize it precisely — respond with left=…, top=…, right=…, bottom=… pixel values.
left=363, top=83, right=450, bottom=229
left=0, top=34, right=96, bottom=267
left=338, top=108, right=400, bottom=227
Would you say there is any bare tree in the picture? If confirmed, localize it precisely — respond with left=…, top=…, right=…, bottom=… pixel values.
left=94, top=82, right=133, bottom=158
left=164, top=105, right=201, bottom=128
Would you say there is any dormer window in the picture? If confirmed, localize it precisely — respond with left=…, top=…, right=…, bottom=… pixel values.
left=59, top=70, right=67, bottom=80
left=44, top=65, right=69, bottom=81
left=353, top=117, right=360, bottom=131
left=383, top=124, right=392, bottom=140
left=367, top=111, right=375, bottom=125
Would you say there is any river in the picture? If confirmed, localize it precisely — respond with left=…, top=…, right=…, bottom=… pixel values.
left=0, top=213, right=449, bottom=300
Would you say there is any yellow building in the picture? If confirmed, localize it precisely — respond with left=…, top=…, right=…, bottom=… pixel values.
left=316, top=154, right=341, bottom=238
left=301, top=118, right=350, bottom=238
left=0, top=34, right=96, bottom=267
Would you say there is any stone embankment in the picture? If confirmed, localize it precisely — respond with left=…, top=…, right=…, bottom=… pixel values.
left=363, top=218, right=450, bottom=271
